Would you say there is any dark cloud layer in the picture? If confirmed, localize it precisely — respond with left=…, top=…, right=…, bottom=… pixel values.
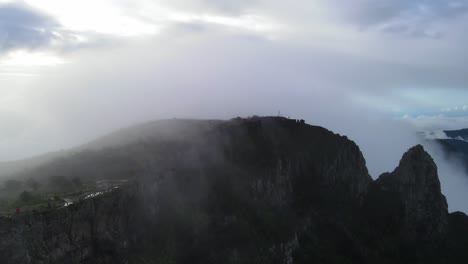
left=338, top=0, right=468, bottom=37
left=0, top=2, right=60, bottom=52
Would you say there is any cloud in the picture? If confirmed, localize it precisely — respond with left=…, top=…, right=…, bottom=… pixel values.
left=328, top=0, right=468, bottom=38
left=1, top=0, right=468, bottom=213
left=161, top=0, right=259, bottom=15
left=0, top=1, right=162, bottom=57
left=423, top=141, right=468, bottom=213
left=401, top=115, right=468, bottom=130
left=2, top=0, right=468, bottom=156
left=0, top=2, right=60, bottom=52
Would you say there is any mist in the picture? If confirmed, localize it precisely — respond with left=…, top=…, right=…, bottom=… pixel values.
left=4, top=2, right=468, bottom=262
left=299, top=105, right=468, bottom=213
left=2, top=1, right=468, bottom=215
left=2, top=31, right=468, bottom=213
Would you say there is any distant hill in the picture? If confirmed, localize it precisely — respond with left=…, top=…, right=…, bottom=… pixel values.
left=422, top=128, right=468, bottom=173
left=78, top=119, right=224, bottom=151
left=0, top=150, right=68, bottom=179
left=0, top=119, right=223, bottom=181
left=445, top=128, right=468, bottom=141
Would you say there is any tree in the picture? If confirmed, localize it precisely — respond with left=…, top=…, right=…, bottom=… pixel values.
left=26, top=178, right=41, bottom=191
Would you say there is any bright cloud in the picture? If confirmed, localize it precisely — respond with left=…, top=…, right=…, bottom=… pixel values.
left=23, top=0, right=159, bottom=36
left=0, top=50, right=64, bottom=66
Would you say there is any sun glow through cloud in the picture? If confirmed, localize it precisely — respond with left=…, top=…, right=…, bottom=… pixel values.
left=23, top=0, right=160, bottom=37
left=0, top=50, right=64, bottom=67
left=22, top=0, right=280, bottom=38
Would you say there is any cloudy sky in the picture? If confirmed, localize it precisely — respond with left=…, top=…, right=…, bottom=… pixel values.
left=1, top=0, right=468, bottom=164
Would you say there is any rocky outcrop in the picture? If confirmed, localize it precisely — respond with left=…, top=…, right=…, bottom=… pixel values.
left=0, top=117, right=467, bottom=263
left=217, top=117, right=372, bottom=208
left=366, top=145, right=448, bottom=241
left=0, top=191, right=132, bottom=263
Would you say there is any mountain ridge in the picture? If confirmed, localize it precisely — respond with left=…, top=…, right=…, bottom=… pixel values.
left=1, top=117, right=467, bottom=263
left=0, top=119, right=223, bottom=179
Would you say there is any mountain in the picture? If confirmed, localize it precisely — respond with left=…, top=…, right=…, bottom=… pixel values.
left=0, top=119, right=230, bottom=185
left=422, top=128, right=468, bottom=173
left=0, top=119, right=222, bottom=180
left=1, top=117, right=468, bottom=263
left=444, top=128, right=468, bottom=141
left=0, top=150, right=69, bottom=179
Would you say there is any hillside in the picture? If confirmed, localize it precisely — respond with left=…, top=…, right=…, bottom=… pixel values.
left=1, top=117, right=468, bottom=263
left=0, top=150, right=69, bottom=179
left=0, top=119, right=223, bottom=180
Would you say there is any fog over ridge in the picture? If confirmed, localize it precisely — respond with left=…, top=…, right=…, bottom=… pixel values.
left=1, top=0, right=468, bottom=213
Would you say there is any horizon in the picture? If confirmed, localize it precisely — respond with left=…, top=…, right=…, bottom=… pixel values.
left=2, top=114, right=468, bottom=163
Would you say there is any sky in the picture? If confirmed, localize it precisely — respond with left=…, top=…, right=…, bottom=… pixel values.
left=1, top=2, right=468, bottom=162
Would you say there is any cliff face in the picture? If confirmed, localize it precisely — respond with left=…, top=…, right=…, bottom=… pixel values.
left=366, top=145, right=448, bottom=241
left=0, top=190, right=132, bottom=263
left=0, top=117, right=467, bottom=264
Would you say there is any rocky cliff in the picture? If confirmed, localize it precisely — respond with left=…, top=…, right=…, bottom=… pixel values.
left=1, top=117, right=467, bottom=264
left=0, top=190, right=132, bottom=263
left=366, top=145, right=448, bottom=241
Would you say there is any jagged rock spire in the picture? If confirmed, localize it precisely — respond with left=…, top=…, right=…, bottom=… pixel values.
left=371, top=145, right=448, bottom=240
